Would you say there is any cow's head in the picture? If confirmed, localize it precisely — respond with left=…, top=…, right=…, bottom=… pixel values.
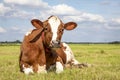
left=30, top=15, right=77, bottom=48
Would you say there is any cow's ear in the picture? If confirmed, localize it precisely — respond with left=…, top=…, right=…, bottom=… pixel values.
left=29, top=28, right=44, bottom=43
left=64, top=22, right=77, bottom=30
left=31, top=19, right=43, bottom=29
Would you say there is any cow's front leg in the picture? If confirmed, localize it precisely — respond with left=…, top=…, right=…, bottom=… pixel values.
left=56, top=56, right=64, bottom=73
left=37, top=64, right=47, bottom=73
left=22, top=63, right=34, bottom=75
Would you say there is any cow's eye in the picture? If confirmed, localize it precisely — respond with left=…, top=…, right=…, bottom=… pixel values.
left=59, top=28, right=64, bottom=33
left=44, top=27, right=48, bottom=30
left=60, top=28, right=64, bottom=32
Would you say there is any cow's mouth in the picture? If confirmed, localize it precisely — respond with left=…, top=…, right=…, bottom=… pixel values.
left=49, top=44, right=60, bottom=48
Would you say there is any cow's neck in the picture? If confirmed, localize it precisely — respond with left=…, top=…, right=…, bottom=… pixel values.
left=41, top=32, right=45, bottom=41
left=41, top=32, right=51, bottom=52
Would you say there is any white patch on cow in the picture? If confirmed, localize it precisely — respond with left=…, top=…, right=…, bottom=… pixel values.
left=25, top=30, right=32, bottom=36
left=48, top=16, right=60, bottom=41
left=56, top=62, right=63, bottom=74
left=22, top=65, right=34, bottom=75
left=37, top=65, right=47, bottom=74
left=62, top=43, right=74, bottom=63
left=62, top=43, right=79, bottom=65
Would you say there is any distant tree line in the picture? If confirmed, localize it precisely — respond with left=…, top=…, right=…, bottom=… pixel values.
left=108, top=41, right=120, bottom=44
left=0, top=40, right=21, bottom=46
left=0, top=40, right=21, bottom=43
left=0, top=40, right=120, bottom=45
left=65, top=41, right=120, bottom=44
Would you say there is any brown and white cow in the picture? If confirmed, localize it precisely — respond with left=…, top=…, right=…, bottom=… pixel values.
left=19, top=15, right=77, bottom=74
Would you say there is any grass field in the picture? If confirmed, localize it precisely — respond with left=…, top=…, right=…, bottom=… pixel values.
left=0, top=44, right=120, bottom=80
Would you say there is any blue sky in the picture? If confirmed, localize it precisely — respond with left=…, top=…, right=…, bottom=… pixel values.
left=0, top=0, right=120, bottom=42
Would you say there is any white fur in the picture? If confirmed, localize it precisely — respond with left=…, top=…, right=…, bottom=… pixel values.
left=62, top=43, right=79, bottom=64
left=37, top=65, right=47, bottom=73
left=25, top=30, right=32, bottom=36
left=22, top=65, right=34, bottom=75
left=48, top=16, right=60, bottom=41
left=56, top=62, right=63, bottom=73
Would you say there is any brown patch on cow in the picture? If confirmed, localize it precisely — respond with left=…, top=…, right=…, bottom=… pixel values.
left=45, top=49, right=58, bottom=70
left=54, top=48, right=66, bottom=64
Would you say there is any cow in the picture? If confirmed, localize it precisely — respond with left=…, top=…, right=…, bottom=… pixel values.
left=19, top=15, right=77, bottom=74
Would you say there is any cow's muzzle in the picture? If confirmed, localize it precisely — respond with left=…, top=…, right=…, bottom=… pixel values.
left=50, top=40, right=60, bottom=48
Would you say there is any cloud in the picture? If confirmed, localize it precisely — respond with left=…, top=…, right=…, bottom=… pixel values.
left=111, top=18, right=120, bottom=23
left=11, top=10, right=35, bottom=19
left=1, top=1, right=105, bottom=23
left=0, top=3, right=35, bottom=19
left=49, top=4, right=80, bottom=15
left=0, top=3, right=12, bottom=15
left=105, top=18, right=120, bottom=29
left=1, top=1, right=118, bottom=31
left=4, top=0, right=49, bottom=8
left=39, top=4, right=120, bottom=30
left=0, top=27, right=6, bottom=33
left=39, top=4, right=105, bottom=23
left=62, top=13, right=105, bottom=23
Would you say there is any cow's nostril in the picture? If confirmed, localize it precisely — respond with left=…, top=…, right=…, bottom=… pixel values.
left=51, top=40, right=61, bottom=48
left=52, top=40, right=59, bottom=44
left=57, top=40, right=60, bottom=44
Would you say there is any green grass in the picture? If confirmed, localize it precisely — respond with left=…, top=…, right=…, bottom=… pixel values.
left=0, top=44, right=120, bottom=80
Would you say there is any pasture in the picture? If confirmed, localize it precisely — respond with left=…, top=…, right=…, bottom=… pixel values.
left=0, top=44, right=120, bottom=80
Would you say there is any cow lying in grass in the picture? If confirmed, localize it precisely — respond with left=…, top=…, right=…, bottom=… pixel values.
left=19, top=15, right=89, bottom=74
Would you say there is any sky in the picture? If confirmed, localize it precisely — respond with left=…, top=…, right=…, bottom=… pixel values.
left=0, top=0, right=120, bottom=42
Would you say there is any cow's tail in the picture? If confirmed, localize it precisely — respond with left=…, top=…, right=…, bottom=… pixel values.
left=72, top=63, right=92, bottom=68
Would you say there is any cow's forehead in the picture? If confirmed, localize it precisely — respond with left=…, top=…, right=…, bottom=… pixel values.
left=48, top=16, right=61, bottom=40
left=48, top=16, right=61, bottom=26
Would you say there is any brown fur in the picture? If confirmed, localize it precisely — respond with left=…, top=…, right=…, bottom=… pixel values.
left=20, top=29, right=46, bottom=73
